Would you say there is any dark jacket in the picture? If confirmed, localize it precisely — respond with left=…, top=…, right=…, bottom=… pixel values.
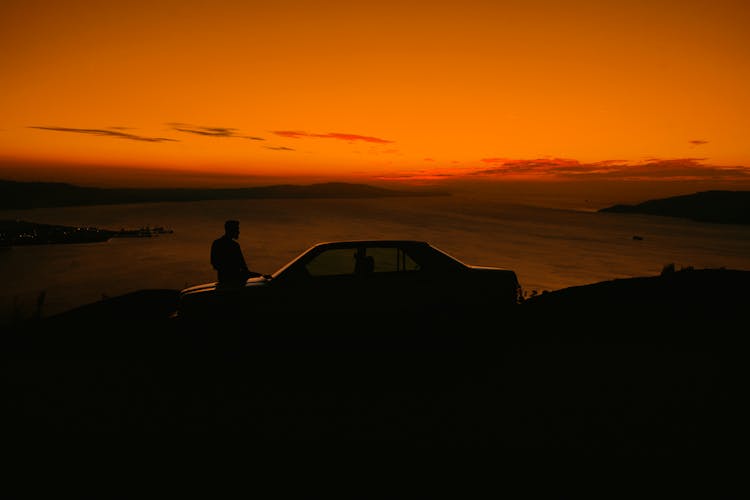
left=210, top=235, right=250, bottom=285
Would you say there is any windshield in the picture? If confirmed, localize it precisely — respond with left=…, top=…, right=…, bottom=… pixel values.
left=270, top=244, right=317, bottom=279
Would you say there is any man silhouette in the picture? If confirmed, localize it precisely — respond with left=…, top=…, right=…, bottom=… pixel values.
left=211, top=219, right=257, bottom=287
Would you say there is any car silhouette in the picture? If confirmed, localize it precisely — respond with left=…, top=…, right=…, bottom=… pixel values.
left=177, top=240, right=521, bottom=324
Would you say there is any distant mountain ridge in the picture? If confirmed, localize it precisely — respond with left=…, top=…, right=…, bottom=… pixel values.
left=0, top=180, right=449, bottom=209
left=599, top=190, right=750, bottom=225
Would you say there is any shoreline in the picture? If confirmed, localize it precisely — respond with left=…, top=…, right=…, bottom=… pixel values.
left=0, top=219, right=174, bottom=246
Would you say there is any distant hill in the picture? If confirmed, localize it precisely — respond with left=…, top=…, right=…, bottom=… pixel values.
left=599, top=190, right=750, bottom=225
left=0, top=180, right=449, bottom=209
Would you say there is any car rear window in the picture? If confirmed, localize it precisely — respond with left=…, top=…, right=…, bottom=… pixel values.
left=367, top=247, right=420, bottom=273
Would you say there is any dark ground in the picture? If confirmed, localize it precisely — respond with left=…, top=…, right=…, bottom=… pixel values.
left=3, top=268, right=746, bottom=450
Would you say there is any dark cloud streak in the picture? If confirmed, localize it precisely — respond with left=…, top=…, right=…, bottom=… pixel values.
left=272, top=130, right=393, bottom=144
left=29, top=126, right=178, bottom=142
left=169, top=123, right=265, bottom=140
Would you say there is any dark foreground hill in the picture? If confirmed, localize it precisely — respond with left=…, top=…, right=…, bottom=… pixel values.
left=4, top=268, right=747, bottom=450
left=0, top=179, right=447, bottom=209
left=599, top=190, right=750, bottom=225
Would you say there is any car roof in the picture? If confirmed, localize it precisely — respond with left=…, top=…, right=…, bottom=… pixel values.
left=310, top=240, right=430, bottom=249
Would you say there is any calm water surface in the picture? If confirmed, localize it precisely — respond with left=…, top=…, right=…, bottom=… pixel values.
left=2, top=194, right=749, bottom=320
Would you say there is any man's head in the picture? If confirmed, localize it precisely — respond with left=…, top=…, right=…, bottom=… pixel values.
left=224, top=219, right=240, bottom=239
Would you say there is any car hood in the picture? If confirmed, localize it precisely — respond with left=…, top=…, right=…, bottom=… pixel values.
left=468, top=265, right=506, bottom=271
left=468, top=265, right=517, bottom=274
left=180, top=276, right=269, bottom=296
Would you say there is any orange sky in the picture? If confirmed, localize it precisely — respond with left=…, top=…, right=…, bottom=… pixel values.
left=1, top=0, right=749, bottom=189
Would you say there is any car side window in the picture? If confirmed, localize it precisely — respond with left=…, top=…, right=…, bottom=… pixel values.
left=366, top=247, right=421, bottom=273
left=305, top=249, right=356, bottom=277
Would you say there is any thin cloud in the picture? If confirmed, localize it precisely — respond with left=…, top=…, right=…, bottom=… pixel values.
left=265, top=146, right=295, bottom=151
left=272, top=131, right=310, bottom=139
left=383, top=157, right=750, bottom=182
left=29, top=126, right=178, bottom=142
left=689, top=140, right=709, bottom=146
left=375, top=172, right=455, bottom=181
left=169, top=123, right=264, bottom=140
left=470, top=157, right=750, bottom=181
left=323, top=133, right=393, bottom=143
left=479, top=157, right=582, bottom=172
left=272, top=130, right=393, bottom=144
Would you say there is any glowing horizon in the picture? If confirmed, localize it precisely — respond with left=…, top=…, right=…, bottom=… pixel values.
left=2, top=0, right=749, bottom=188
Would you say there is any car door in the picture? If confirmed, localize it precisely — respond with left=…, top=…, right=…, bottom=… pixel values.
left=358, top=245, right=430, bottom=315
left=291, top=246, right=366, bottom=318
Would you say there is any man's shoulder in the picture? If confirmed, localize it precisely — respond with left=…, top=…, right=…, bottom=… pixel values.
left=212, top=236, right=238, bottom=247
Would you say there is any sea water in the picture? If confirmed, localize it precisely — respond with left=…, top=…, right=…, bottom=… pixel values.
left=2, top=193, right=749, bottom=322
